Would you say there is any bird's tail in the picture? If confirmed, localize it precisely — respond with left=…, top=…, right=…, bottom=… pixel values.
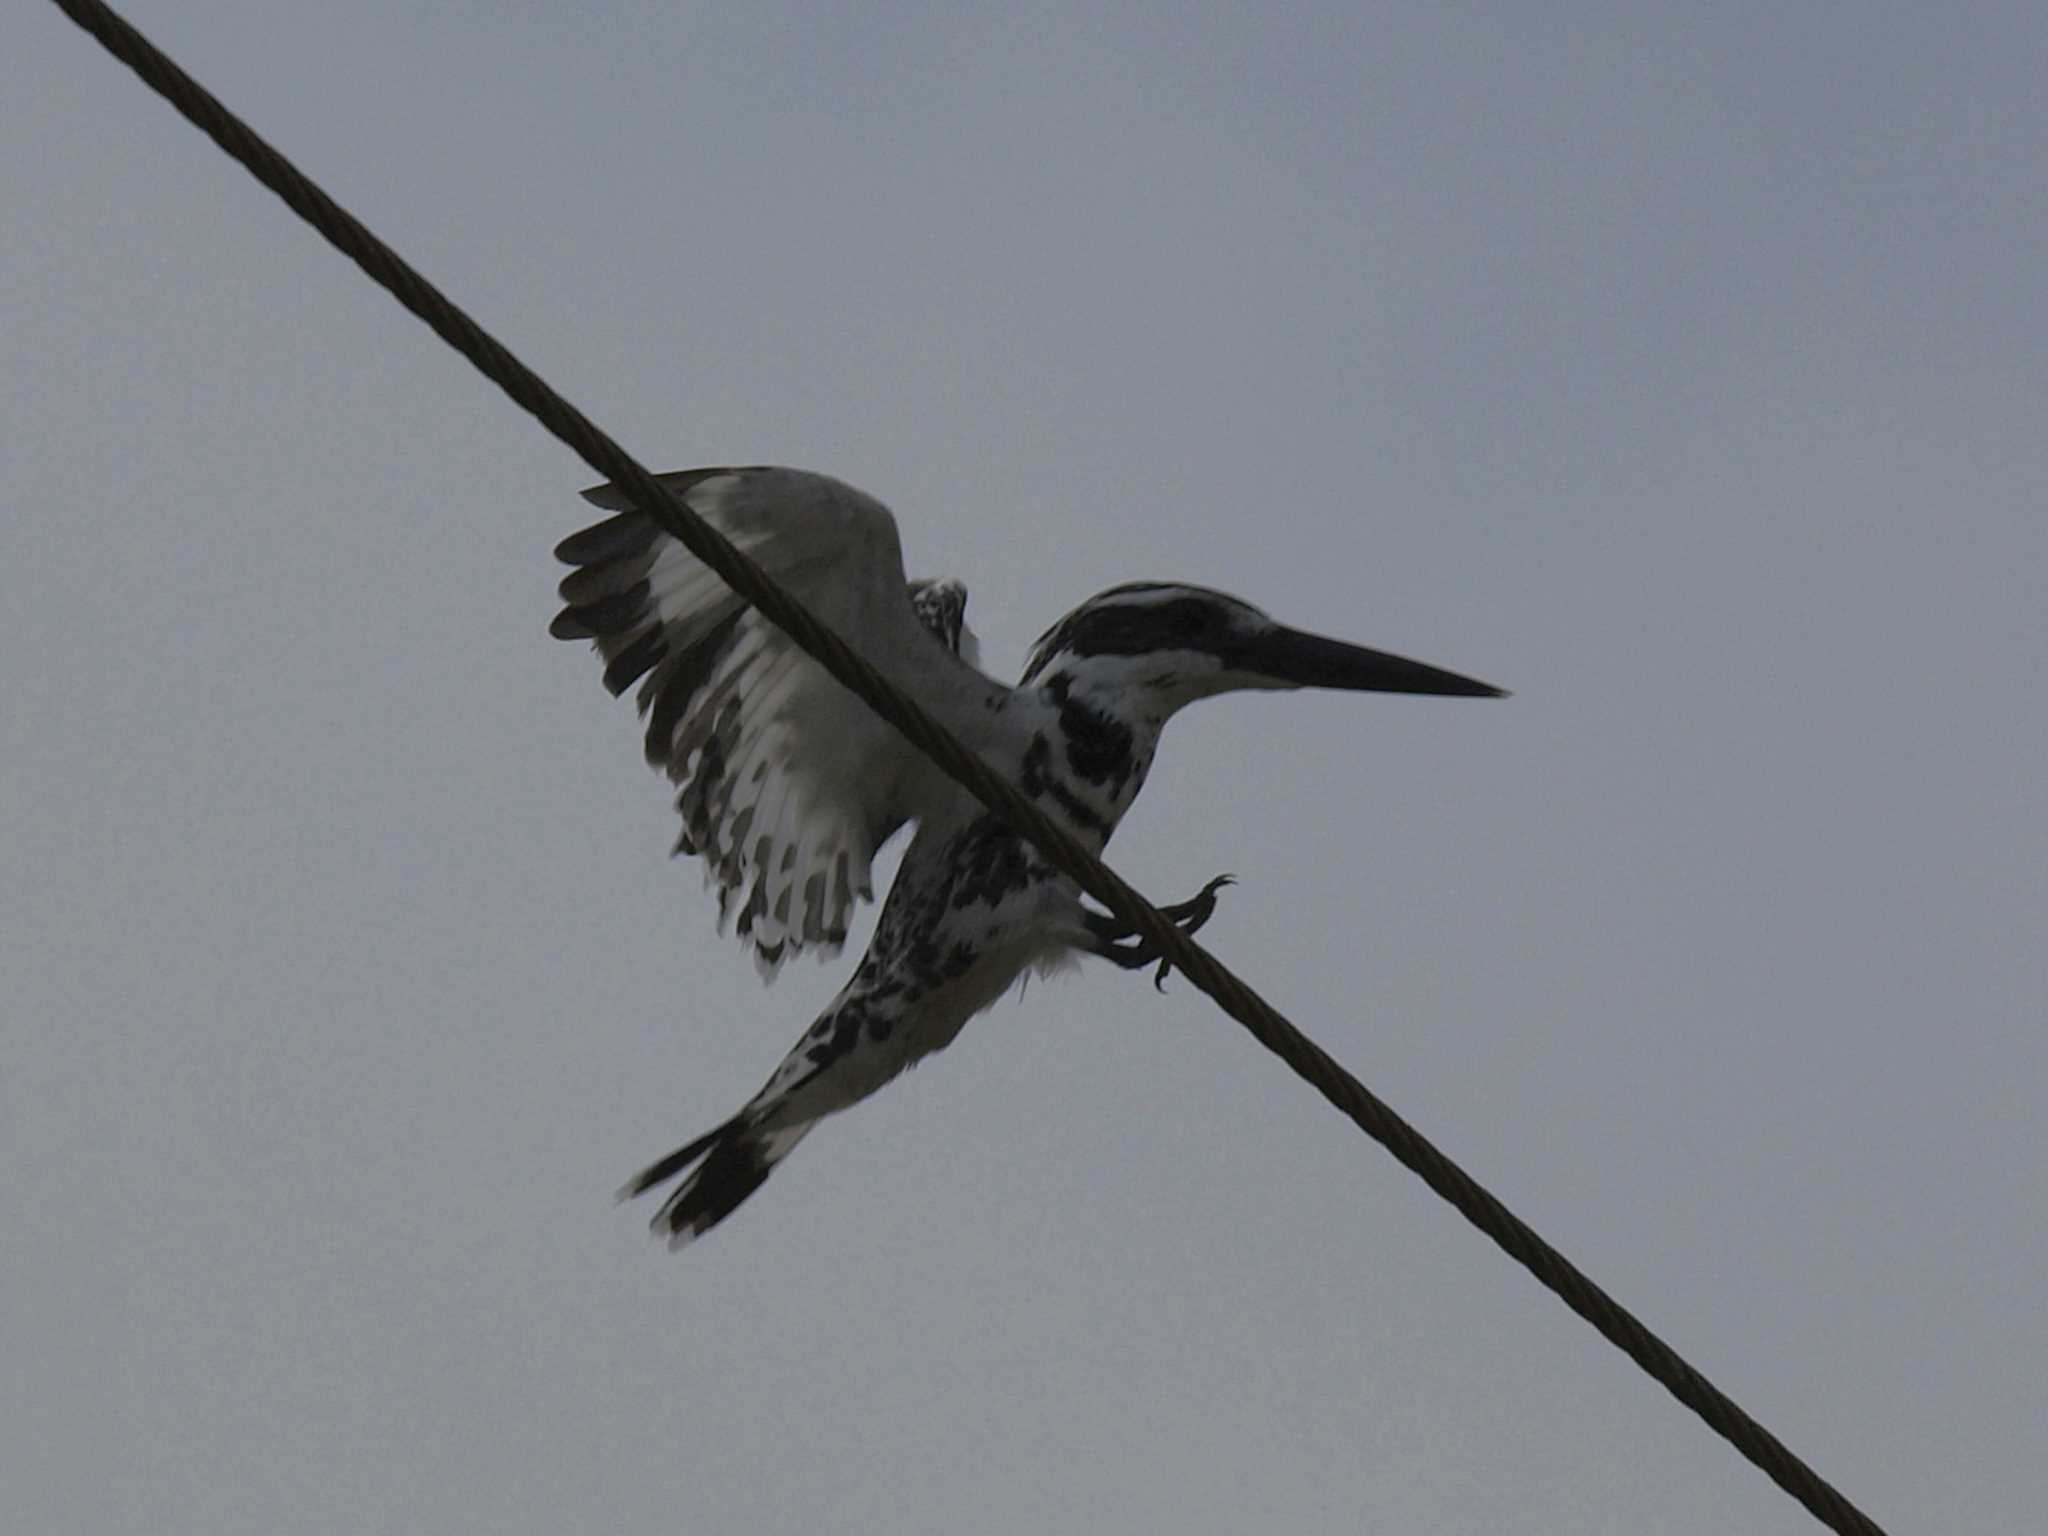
left=618, top=1113, right=815, bottom=1251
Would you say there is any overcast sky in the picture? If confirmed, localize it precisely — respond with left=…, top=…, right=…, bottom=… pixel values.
left=8, top=4, right=2044, bottom=1533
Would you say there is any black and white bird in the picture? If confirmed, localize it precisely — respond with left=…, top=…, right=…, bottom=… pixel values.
left=552, top=466, right=1503, bottom=1249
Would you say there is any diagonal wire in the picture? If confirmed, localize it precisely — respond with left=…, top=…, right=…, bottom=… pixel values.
left=49, top=3, right=1889, bottom=1532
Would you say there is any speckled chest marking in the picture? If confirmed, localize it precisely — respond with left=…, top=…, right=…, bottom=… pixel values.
left=1015, top=676, right=1155, bottom=837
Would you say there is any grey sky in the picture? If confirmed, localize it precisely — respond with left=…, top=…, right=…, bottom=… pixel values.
left=7, top=3, right=2043, bottom=1532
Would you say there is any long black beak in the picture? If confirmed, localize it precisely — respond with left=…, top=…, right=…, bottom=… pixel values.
left=1239, top=626, right=1508, bottom=697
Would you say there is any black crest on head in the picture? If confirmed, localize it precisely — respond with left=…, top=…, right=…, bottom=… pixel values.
left=1021, top=583, right=1259, bottom=683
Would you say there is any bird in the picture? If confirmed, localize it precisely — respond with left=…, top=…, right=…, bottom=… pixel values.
left=551, top=466, right=1504, bottom=1249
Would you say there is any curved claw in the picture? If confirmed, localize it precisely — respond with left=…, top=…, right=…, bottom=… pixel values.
left=1083, top=873, right=1239, bottom=989
left=1150, top=873, right=1236, bottom=989
left=1170, top=873, right=1235, bottom=930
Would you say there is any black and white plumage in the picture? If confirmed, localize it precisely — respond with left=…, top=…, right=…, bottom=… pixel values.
left=553, top=466, right=1503, bottom=1249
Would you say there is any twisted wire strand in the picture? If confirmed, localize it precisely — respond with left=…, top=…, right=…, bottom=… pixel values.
left=50, top=4, right=1888, bottom=1532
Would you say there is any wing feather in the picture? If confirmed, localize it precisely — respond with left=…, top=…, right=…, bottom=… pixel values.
left=552, top=467, right=1008, bottom=976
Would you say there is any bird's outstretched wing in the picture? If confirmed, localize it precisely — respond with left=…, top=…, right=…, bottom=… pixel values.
left=552, top=467, right=1007, bottom=976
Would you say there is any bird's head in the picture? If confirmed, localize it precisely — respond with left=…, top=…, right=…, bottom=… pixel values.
left=1020, top=582, right=1505, bottom=712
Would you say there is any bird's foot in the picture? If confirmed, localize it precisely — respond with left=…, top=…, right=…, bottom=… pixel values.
left=1080, top=874, right=1234, bottom=990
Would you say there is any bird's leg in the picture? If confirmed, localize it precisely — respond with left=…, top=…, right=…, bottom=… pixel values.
left=1083, top=872, right=1233, bottom=945
left=1078, top=874, right=1234, bottom=990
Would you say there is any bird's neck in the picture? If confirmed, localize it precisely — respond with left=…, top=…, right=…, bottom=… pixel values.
left=1008, top=671, right=1167, bottom=852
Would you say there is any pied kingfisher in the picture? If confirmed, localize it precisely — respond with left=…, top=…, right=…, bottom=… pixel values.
left=553, top=467, right=1503, bottom=1248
